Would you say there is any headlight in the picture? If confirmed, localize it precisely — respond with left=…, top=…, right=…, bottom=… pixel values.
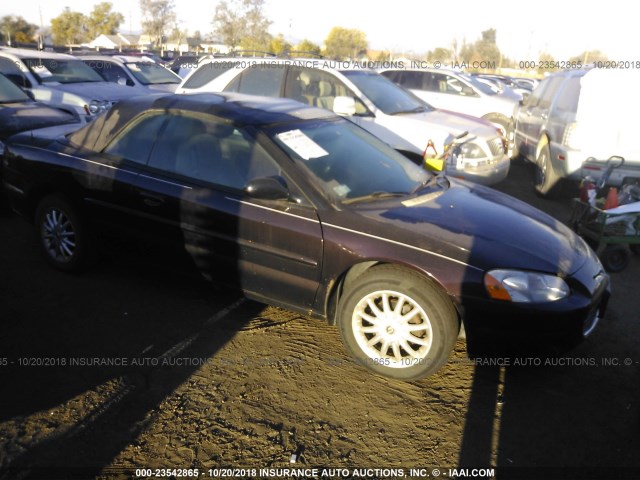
left=484, top=269, right=570, bottom=303
left=458, top=142, right=485, bottom=159
left=87, top=100, right=108, bottom=115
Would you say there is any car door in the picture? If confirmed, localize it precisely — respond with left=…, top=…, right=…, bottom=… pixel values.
left=516, top=76, right=564, bottom=157
left=78, top=111, right=167, bottom=234
left=131, top=112, right=324, bottom=310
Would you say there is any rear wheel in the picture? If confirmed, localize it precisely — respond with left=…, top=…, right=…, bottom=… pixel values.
left=534, top=141, right=561, bottom=198
left=337, top=265, right=458, bottom=381
left=35, top=194, right=91, bottom=272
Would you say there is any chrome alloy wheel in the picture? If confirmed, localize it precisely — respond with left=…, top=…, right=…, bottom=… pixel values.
left=41, top=208, right=77, bottom=263
left=351, top=290, right=433, bottom=368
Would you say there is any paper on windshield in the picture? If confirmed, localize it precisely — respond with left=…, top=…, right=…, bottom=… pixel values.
left=277, top=129, right=328, bottom=160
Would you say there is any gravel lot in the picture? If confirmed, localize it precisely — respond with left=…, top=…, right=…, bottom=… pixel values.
left=0, top=158, right=638, bottom=480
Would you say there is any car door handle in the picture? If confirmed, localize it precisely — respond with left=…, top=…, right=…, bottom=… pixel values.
left=140, top=192, right=165, bottom=207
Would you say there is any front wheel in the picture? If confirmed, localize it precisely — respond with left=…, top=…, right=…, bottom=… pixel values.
left=338, top=265, right=459, bottom=381
left=35, top=194, right=91, bottom=272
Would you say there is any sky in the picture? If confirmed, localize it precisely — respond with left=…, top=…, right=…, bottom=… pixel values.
left=1, top=0, right=636, bottom=61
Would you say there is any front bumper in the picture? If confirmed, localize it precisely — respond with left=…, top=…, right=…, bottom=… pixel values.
left=460, top=256, right=610, bottom=347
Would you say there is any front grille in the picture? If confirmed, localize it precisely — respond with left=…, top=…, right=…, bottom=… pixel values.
left=488, top=137, right=506, bottom=157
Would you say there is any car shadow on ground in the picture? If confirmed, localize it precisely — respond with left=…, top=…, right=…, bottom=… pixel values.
left=455, top=158, right=639, bottom=479
left=0, top=213, right=267, bottom=478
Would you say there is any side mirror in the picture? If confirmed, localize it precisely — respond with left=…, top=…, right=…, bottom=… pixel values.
left=333, top=96, right=357, bottom=116
left=117, top=77, right=134, bottom=87
left=244, top=176, right=290, bottom=200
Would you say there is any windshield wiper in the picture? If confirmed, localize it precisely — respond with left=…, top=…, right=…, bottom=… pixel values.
left=342, top=191, right=407, bottom=205
left=411, top=174, right=450, bottom=194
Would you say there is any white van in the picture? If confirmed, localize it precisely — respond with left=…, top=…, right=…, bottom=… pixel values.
left=513, top=68, right=640, bottom=196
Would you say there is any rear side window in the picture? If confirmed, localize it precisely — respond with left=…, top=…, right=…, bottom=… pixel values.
left=537, top=76, right=564, bottom=109
left=233, top=65, right=286, bottom=97
left=103, top=114, right=167, bottom=164
left=554, top=76, right=581, bottom=113
left=383, top=70, right=424, bottom=90
left=182, top=62, right=239, bottom=89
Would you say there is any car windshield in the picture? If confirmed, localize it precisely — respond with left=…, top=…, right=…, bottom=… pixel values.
left=125, top=62, right=181, bottom=85
left=23, top=57, right=104, bottom=84
left=341, top=70, right=434, bottom=115
left=268, top=118, right=432, bottom=204
left=0, top=73, right=30, bottom=103
left=459, top=72, right=497, bottom=96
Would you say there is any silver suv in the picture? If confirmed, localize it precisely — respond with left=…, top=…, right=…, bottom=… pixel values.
left=513, top=68, right=640, bottom=196
left=176, top=58, right=509, bottom=185
left=0, top=48, right=144, bottom=119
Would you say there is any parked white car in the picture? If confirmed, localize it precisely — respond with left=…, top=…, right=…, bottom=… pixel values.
left=379, top=67, right=520, bottom=139
left=0, top=48, right=143, bottom=119
left=176, top=58, right=509, bottom=185
left=513, top=68, right=640, bottom=196
left=79, top=55, right=182, bottom=93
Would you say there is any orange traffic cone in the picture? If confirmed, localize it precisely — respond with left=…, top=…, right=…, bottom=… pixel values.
left=604, top=187, right=619, bottom=210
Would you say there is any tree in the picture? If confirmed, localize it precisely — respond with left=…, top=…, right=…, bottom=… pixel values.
left=51, top=8, right=87, bottom=46
left=86, top=2, right=124, bottom=40
left=295, top=39, right=321, bottom=56
left=0, top=15, right=38, bottom=45
left=324, top=27, right=367, bottom=60
left=538, top=52, right=557, bottom=73
left=212, top=0, right=271, bottom=50
left=269, top=34, right=291, bottom=55
left=427, top=47, right=452, bottom=64
left=140, top=0, right=176, bottom=47
left=570, top=50, right=608, bottom=65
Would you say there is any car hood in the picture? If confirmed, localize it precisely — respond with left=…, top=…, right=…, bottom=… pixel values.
left=146, top=83, right=179, bottom=93
left=0, top=101, right=79, bottom=140
left=45, top=82, right=144, bottom=101
left=340, top=180, right=590, bottom=276
left=376, top=108, right=499, bottom=152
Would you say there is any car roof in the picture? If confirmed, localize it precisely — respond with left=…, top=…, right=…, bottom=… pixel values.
left=68, top=92, right=337, bottom=151
left=79, top=55, right=154, bottom=63
left=0, top=47, right=78, bottom=60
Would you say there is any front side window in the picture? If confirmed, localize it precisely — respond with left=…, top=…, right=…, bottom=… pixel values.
left=146, top=114, right=281, bottom=190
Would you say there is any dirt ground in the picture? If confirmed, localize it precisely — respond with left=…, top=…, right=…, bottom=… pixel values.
left=0, top=159, right=638, bottom=480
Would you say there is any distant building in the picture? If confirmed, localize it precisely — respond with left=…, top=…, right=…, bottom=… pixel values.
left=87, top=33, right=151, bottom=51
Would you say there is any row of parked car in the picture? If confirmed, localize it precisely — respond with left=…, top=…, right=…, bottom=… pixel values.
left=0, top=47, right=515, bottom=186
left=0, top=46, right=616, bottom=382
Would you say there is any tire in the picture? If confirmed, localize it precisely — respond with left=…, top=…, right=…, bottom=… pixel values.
left=600, top=245, right=630, bottom=273
left=534, top=141, right=561, bottom=198
left=337, top=265, right=458, bottom=381
left=35, top=194, right=91, bottom=272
